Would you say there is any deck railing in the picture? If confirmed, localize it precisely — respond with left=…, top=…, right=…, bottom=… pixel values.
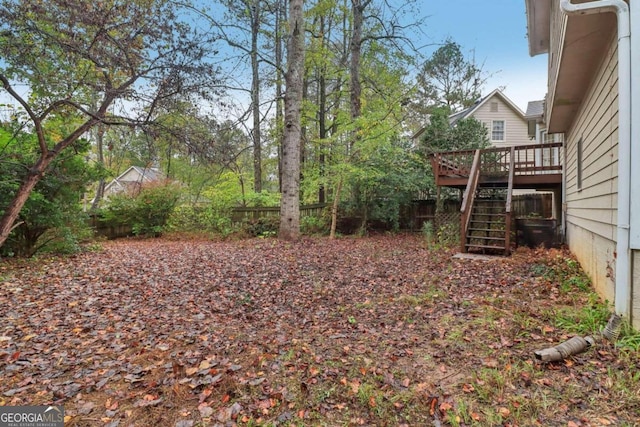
left=432, top=142, right=563, bottom=182
left=459, top=150, right=481, bottom=252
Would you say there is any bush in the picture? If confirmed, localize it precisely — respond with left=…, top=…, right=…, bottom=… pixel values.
left=243, top=216, right=279, bottom=237
left=166, top=205, right=236, bottom=236
left=38, top=213, right=95, bottom=255
left=0, top=126, right=99, bottom=257
left=301, top=214, right=329, bottom=235
left=100, top=183, right=181, bottom=237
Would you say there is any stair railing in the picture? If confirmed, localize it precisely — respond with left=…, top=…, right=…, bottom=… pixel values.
left=504, top=146, right=515, bottom=254
left=460, top=149, right=481, bottom=253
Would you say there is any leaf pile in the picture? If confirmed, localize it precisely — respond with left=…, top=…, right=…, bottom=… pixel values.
left=1, top=235, right=639, bottom=426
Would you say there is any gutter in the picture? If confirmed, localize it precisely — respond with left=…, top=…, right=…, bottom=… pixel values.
left=559, top=0, right=631, bottom=318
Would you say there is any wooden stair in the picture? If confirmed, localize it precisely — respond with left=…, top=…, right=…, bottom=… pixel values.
left=465, top=189, right=509, bottom=254
left=459, top=148, right=515, bottom=255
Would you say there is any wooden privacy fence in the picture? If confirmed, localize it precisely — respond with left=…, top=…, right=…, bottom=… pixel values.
left=230, top=203, right=328, bottom=223
left=511, top=193, right=553, bottom=219
left=403, top=199, right=461, bottom=230
left=90, top=195, right=551, bottom=238
left=405, top=193, right=553, bottom=231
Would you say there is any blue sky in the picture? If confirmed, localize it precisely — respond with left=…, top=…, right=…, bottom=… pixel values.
left=414, top=0, right=548, bottom=112
left=0, top=1, right=548, bottom=117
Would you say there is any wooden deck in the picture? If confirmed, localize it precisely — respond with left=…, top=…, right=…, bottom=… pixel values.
left=431, top=142, right=563, bottom=190
left=431, top=142, right=563, bottom=255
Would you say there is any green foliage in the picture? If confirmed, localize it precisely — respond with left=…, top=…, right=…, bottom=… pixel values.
left=334, top=137, right=430, bottom=232
left=421, top=221, right=435, bottom=248
left=167, top=205, right=237, bottom=237
left=166, top=171, right=282, bottom=237
left=0, top=125, right=97, bottom=257
left=301, top=214, right=329, bottom=235
left=530, top=255, right=590, bottom=294
left=101, top=183, right=181, bottom=237
left=420, top=107, right=490, bottom=154
left=414, top=39, right=489, bottom=114
left=245, top=217, right=279, bottom=238
left=421, top=220, right=459, bottom=250
left=243, top=191, right=281, bottom=207
left=554, top=293, right=611, bottom=335
left=616, top=325, right=640, bottom=351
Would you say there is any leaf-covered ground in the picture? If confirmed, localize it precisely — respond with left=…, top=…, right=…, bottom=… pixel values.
left=1, top=235, right=639, bottom=426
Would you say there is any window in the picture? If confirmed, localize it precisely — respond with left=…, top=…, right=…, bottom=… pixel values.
left=577, top=137, right=583, bottom=190
left=491, top=120, right=505, bottom=141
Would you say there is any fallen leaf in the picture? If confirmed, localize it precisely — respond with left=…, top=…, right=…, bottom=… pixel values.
left=439, top=402, right=453, bottom=412
left=133, top=397, right=163, bottom=408
left=198, top=403, right=213, bottom=418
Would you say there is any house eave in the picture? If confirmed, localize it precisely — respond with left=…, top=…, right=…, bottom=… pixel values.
left=547, top=7, right=616, bottom=133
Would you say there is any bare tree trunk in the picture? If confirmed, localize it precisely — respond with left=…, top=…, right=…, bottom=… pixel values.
left=275, top=0, right=285, bottom=193
left=90, top=124, right=106, bottom=211
left=279, top=0, right=304, bottom=240
left=329, top=176, right=343, bottom=239
left=350, top=0, right=368, bottom=128
left=0, top=156, right=53, bottom=248
left=251, top=0, right=262, bottom=193
left=318, top=16, right=327, bottom=204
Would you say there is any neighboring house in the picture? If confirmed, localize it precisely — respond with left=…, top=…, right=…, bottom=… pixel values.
left=448, top=89, right=532, bottom=147
left=525, top=100, right=545, bottom=143
left=525, top=99, right=564, bottom=146
left=525, top=99, right=564, bottom=192
left=413, top=89, right=532, bottom=147
left=103, top=166, right=166, bottom=199
left=526, top=0, right=640, bottom=327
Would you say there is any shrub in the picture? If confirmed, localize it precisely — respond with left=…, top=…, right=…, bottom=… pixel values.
left=100, top=183, right=181, bottom=237
left=0, top=126, right=98, bottom=257
left=166, top=205, right=236, bottom=236
left=301, top=214, right=329, bottom=235
left=243, top=216, right=279, bottom=237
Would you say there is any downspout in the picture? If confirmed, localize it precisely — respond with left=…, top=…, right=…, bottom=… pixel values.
left=562, top=135, right=567, bottom=243
left=559, top=0, right=631, bottom=317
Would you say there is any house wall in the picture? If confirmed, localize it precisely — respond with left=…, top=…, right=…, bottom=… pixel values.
left=472, top=96, right=531, bottom=147
left=562, top=32, right=619, bottom=310
left=633, top=252, right=640, bottom=325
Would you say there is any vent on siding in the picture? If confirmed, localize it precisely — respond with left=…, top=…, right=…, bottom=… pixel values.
left=490, top=101, right=499, bottom=112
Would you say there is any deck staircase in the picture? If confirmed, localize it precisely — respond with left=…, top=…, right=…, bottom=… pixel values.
left=457, top=148, right=515, bottom=255
left=464, top=188, right=510, bottom=254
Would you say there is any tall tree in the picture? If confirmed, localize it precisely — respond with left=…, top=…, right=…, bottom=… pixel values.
left=279, top=0, right=304, bottom=240
left=209, top=0, right=278, bottom=193
left=414, top=39, right=489, bottom=114
left=272, top=0, right=286, bottom=192
left=250, top=0, right=263, bottom=192
left=0, top=0, right=219, bottom=249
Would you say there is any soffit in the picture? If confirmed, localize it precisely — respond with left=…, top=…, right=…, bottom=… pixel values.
left=548, top=12, right=616, bottom=132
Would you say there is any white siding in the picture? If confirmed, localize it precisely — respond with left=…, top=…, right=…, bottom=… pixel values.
left=563, top=35, right=618, bottom=308
left=473, top=96, right=531, bottom=147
